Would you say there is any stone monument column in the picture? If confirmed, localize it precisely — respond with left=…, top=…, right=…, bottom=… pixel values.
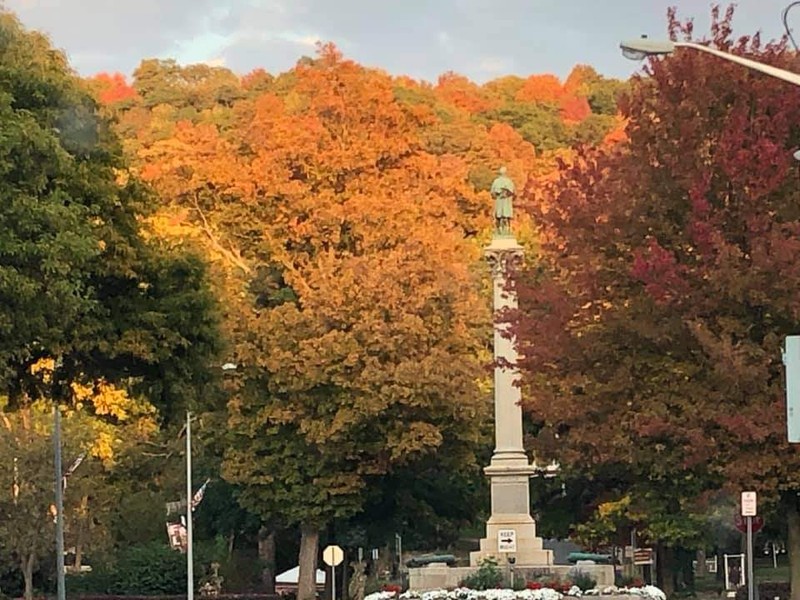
left=470, top=168, right=552, bottom=568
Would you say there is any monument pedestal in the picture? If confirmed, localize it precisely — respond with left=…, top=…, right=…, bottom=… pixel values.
left=469, top=452, right=553, bottom=566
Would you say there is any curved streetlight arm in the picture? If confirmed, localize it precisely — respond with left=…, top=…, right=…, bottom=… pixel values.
left=621, top=37, right=800, bottom=88
left=674, top=42, right=800, bottom=87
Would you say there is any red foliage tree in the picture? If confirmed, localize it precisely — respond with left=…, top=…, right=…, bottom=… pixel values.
left=558, top=94, right=591, bottom=122
left=513, top=5, right=800, bottom=594
left=87, top=72, right=137, bottom=104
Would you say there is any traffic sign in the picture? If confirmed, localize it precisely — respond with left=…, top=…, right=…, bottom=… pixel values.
left=633, top=548, right=654, bottom=565
left=323, top=544, right=344, bottom=567
left=741, top=491, right=757, bottom=517
left=786, top=336, right=800, bottom=443
left=735, top=514, right=764, bottom=534
left=497, top=529, right=517, bottom=553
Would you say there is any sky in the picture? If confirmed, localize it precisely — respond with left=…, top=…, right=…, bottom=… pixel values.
left=1, top=0, right=792, bottom=83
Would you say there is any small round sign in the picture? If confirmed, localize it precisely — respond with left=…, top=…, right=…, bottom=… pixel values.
left=323, top=544, right=344, bottom=567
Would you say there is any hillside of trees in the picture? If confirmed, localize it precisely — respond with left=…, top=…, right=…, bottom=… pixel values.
left=4, top=3, right=800, bottom=600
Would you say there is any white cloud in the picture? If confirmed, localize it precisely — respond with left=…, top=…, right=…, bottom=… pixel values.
left=277, top=31, right=321, bottom=46
left=203, top=57, right=227, bottom=67
left=477, top=56, right=512, bottom=74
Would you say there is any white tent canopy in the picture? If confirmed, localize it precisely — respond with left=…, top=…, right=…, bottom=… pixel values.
left=276, top=566, right=326, bottom=585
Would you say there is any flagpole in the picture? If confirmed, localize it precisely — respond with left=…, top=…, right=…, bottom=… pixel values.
left=186, top=411, right=194, bottom=600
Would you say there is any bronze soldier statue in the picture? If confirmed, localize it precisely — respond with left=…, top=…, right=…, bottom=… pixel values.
left=490, top=166, right=515, bottom=236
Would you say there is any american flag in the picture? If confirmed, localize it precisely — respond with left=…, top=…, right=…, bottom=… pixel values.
left=62, top=452, right=87, bottom=491
left=191, top=478, right=211, bottom=512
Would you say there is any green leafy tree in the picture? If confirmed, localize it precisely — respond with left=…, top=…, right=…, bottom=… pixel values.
left=0, top=11, right=219, bottom=420
left=0, top=408, right=59, bottom=600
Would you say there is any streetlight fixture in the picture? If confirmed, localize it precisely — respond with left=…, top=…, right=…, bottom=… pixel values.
left=620, top=35, right=800, bottom=87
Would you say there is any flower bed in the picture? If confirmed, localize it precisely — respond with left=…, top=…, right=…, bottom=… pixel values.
left=365, top=584, right=666, bottom=600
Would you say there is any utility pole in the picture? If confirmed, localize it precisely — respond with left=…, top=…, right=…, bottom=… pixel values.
left=54, top=405, right=66, bottom=600
left=186, top=411, right=194, bottom=600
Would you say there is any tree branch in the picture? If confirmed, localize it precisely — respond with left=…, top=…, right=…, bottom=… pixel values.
left=191, top=194, right=252, bottom=275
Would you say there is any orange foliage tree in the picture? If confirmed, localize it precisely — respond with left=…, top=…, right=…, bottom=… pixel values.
left=130, top=43, right=492, bottom=600
left=515, top=73, right=564, bottom=104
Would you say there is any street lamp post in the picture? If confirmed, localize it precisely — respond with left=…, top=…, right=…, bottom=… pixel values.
left=619, top=37, right=800, bottom=87
left=186, top=411, right=194, bottom=600
left=53, top=405, right=66, bottom=600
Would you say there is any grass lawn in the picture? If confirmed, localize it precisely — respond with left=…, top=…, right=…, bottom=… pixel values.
left=694, top=554, right=789, bottom=593
left=755, top=560, right=789, bottom=583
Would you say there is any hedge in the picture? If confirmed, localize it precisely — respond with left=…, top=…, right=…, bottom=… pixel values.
left=735, top=582, right=790, bottom=600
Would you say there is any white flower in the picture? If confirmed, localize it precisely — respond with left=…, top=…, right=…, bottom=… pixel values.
left=641, top=585, right=666, bottom=600
left=400, top=588, right=567, bottom=600
left=601, top=586, right=619, bottom=595
left=365, top=592, right=397, bottom=600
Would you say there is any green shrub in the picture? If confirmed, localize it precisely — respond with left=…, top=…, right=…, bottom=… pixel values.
left=459, top=558, right=502, bottom=590
left=67, top=542, right=185, bottom=595
left=511, top=574, right=527, bottom=591
left=114, top=543, right=187, bottom=594
left=569, top=569, right=597, bottom=592
left=67, top=568, right=116, bottom=595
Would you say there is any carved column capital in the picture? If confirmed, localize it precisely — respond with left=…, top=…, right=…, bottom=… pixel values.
left=484, top=240, right=525, bottom=278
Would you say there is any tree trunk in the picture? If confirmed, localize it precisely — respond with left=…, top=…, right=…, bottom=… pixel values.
left=228, top=531, right=236, bottom=558
left=656, top=543, right=675, bottom=598
left=75, top=542, right=83, bottom=570
left=74, top=494, right=89, bottom=570
left=696, top=549, right=707, bottom=578
left=22, top=552, right=35, bottom=600
left=258, top=525, right=277, bottom=594
left=298, top=524, right=320, bottom=600
left=787, top=496, right=800, bottom=600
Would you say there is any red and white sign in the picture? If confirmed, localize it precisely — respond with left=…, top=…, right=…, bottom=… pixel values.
left=734, top=514, right=764, bottom=534
left=633, top=548, right=654, bottom=565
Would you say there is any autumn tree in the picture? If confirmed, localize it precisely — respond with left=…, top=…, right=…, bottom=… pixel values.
left=132, top=59, right=244, bottom=111
left=92, top=27, right=626, bottom=592
left=513, top=5, right=800, bottom=595
left=131, top=42, right=492, bottom=599
left=436, top=71, right=498, bottom=114
left=85, top=72, right=138, bottom=106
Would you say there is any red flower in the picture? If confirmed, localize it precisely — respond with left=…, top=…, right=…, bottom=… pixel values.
left=526, top=582, right=543, bottom=590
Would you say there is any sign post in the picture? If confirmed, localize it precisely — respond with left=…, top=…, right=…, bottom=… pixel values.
left=741, top=492, right=757, bottom=600
left=323, top=545, right=344, bottom=600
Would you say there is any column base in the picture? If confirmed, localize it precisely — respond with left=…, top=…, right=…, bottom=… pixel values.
left=470, top=514, right=553, bottom=567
